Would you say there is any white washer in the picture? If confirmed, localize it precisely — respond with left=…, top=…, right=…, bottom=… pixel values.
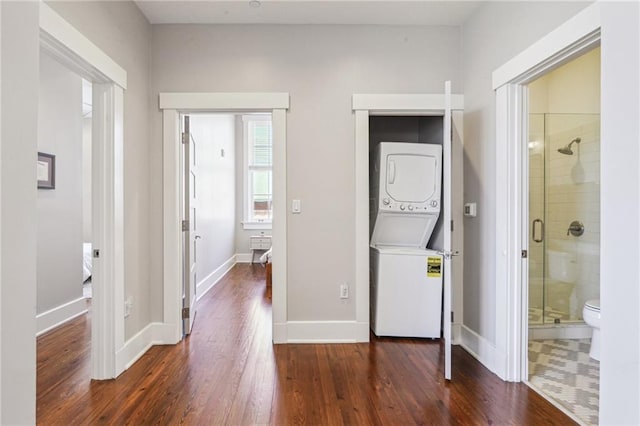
left=370, top=246, right=443, bottom=338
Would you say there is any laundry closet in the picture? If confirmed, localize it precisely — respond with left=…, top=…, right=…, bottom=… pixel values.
left=368, top=116, right=446, bottom=338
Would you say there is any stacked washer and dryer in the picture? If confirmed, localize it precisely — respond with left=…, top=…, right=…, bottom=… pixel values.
left=370, top=142, right=443, bottom=338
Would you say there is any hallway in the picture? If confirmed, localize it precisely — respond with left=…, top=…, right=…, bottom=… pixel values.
left=37, top=264, right=574, bottom=424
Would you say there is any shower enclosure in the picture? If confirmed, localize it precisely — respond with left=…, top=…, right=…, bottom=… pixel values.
left=528, top=113, right=600, bottom=325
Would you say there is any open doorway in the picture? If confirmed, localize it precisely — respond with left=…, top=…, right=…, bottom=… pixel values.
left=524, top=46, right=601, bottom=425
left=37, top=2, right=128, bottom=380
left=179, top=112, right=274, bottom=336
left=36, top=52, right=91, bottom=336
left=160, top=93, right=288, bottom=344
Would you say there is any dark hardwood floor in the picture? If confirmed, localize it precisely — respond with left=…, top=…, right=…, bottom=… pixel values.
left=37, top=264, right=575, bottom=425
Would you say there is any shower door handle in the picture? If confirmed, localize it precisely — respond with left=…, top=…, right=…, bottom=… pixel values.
left=532, top=219, right=544, bottom=243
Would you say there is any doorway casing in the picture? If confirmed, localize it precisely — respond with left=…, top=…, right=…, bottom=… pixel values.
left=352, top=93, right=465, bottom=345
left=492, top=3, right=601, bottom=381
left=39, top=3, right=127, bottom=380
left=159, top=93, right=289, bottom=343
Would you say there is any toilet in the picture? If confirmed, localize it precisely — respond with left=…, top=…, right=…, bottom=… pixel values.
left=583, top=299, right=601, bottom=361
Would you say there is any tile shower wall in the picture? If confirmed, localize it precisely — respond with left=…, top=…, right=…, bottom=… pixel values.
left=545, top=114, right=600, bottom=320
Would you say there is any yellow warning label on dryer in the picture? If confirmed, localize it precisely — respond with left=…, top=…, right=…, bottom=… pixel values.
left=427, top=257, right=442, bottom=277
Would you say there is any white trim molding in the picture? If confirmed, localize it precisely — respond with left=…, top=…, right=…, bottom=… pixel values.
left=115, top=323, right=177, bottom=375
left=38, top=4, right=128, bottom=381
left=196, top=256, right=236, bottom=301
left=492, top=3, right=600, bottom=89
left=160, top=93, right=289, bottom=345
left=353, top=93, right=464, bottom=112
left=159, top=92, right=289, bottom=111
left=493, top=3, right=601, bottom=382
left=36, top=297, right=88, bottom=337
left=460, top=325, right=498, bottom=375
left=282, top=321, right=370, bottom=343
left=39, top=3, right=126, bottom=89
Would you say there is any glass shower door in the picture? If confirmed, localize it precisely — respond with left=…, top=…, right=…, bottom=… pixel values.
left=528, top=113, right=600, bottom=325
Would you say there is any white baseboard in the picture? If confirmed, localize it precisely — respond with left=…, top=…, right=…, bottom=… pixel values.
left=460, top=324, right=497, bottom=374
left=36, top=297, right=88, bottom=336
left=235, top=253, right=253, bottom=263
left=283, top=321, right=369, bottom=343
left=452, top=323, right=462, bottom=345
left=115, top=322, right=179, bottom=376
left=197, top=255, right=236, bottom=301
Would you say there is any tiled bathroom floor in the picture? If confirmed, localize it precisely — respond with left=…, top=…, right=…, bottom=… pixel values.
left=528, top=306, right=571, bottom=324
left=528, top=339, right=599, bottom=425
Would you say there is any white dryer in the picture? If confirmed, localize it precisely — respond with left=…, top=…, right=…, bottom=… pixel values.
left=370, top=142, right=442, bottom=248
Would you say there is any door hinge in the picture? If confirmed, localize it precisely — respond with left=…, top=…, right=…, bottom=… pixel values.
left=522, top=250, right=528, bottom=258
left=451, top=311, right=454, bottom=323
left=182, top=307, right=190, bottom=319
left=93, top=249, right=100, bottom=259
left=182, top=220, right=189, bottom=231
left=182, top=132, right=189, bottom=144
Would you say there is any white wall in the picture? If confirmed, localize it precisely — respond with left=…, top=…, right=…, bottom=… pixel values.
left=191, top=114, right=236, bottom=290
left=461, top=1, right=591, bottom=343
left=150, top=24, right=462, bottom=323
left=46, top=1, right=152, bottom=340
left=37, top=52, right=84, bottom=314
left=599, top=3, right=640, bottom=423
left=0, top=2, right=39, bottom=423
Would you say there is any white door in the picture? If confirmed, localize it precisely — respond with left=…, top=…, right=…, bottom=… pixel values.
left=440, top=81, right=455, bottom=380
left=182, top=115, right=197, bottom=335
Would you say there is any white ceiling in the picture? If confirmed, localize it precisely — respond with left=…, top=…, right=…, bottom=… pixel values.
left=134, top=1, right=482, bottom=26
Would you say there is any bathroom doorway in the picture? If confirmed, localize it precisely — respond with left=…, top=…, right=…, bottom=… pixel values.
left=526, top=47, right=601, bottom=424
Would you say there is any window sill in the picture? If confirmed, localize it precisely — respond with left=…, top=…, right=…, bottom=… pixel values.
left=242, top=222, right=272, bottom=230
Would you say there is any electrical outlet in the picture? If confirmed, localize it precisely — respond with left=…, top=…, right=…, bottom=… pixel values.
left=124, top=297, right=133, bottom=318
left=340, top=284, right=349, bottom=299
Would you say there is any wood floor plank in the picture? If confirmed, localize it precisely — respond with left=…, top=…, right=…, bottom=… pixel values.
left=37, top=264, right=576, bottom=425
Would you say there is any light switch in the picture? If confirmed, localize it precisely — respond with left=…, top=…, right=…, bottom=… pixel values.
left=292, top=199, right=301, bottom=214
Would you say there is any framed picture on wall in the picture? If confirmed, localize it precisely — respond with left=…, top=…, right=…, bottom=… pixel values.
left=37, top=152, right=56, bottom=189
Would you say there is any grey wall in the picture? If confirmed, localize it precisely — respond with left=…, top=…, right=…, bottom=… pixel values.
left=46, top=1, right=152, bottom=340
left=150, top=24, right=462, bottom=322
left=37, top=52, right=84, bottom=314
left=1, top=2, right=40, bottom=423
left=460, top=1, right=591, bottom=342
left=82, top=117, right=91, bottom=243
left=191, top=114, right=236, bottom=286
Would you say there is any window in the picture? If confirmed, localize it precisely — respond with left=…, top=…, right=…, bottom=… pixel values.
left=243, top=115, right=273, bottom=229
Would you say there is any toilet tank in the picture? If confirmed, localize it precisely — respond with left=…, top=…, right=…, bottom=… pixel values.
left=547, top=250, right=578, bottom=283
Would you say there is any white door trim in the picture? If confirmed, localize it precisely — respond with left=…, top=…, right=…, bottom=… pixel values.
left=159, top=92, right=289, bottom=344
left=352, top=93, right=465, bottom=343
left=39, top=2, right=127, bottom=380
left=492, top=3, right=601, bottom=381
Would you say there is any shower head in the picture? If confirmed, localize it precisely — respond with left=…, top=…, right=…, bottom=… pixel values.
left=557, top=137, right=581, bottom=155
